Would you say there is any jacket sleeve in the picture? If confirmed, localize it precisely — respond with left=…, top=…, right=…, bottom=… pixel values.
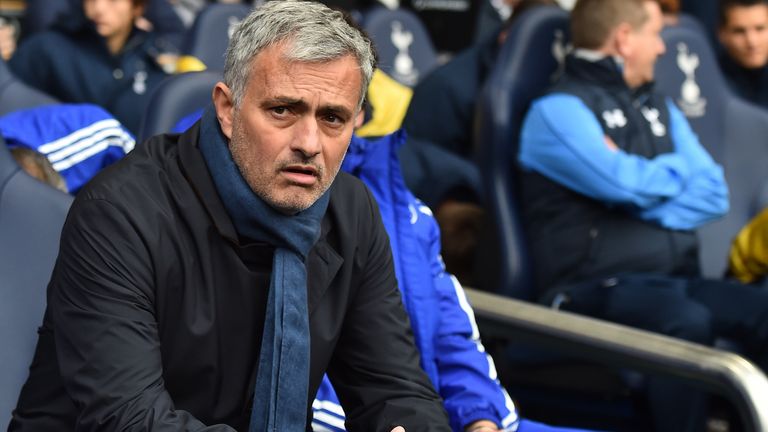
left=312, top=375, right=347, bottom=432
left=50, top=198, right=235, bottom=431
left=325, top=186, right=451, bottom=432
left=729, top=207, right=768, bottom=283
left=633, top=100, right=729, bottom=230
left=415, top=202, right=519, bottom=432
left=518, top=94, right=691, bottom=209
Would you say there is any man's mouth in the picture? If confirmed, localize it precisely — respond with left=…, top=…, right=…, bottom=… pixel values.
left=281, top=165, right=319, bottom=185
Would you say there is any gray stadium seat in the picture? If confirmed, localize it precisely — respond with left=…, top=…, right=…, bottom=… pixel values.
left=0, top=136, right=72, bottom=429
left=138, top=71, right=221, bottom=142
left=0, top=56, right=58, bottom=116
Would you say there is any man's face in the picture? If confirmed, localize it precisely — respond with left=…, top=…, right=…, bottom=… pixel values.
left=213, top=43, right=362, bottom=214
left=623, top=1, right=666, bottom=88
left=719, top=4, right=768, bottom=69
left=83, top=0, right=141, bottom=41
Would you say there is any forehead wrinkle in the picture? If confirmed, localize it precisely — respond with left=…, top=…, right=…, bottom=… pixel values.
left=244, top=45, right=361, bottom=112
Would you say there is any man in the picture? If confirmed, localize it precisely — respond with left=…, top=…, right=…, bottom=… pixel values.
left=718, top=0, right=768, bottom=107
left=9, top=1, right=450, bottom=431
left=519, top=0, right=768, bottom=430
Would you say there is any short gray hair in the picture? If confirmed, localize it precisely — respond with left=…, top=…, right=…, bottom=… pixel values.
left=224, top=0, right=375, bottom=109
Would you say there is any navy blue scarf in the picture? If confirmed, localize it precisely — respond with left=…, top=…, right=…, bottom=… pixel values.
left=198, top=107, right=329, bottom=431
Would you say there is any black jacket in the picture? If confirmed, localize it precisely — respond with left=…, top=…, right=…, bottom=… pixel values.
left=10, top=124, right=450, bottom=431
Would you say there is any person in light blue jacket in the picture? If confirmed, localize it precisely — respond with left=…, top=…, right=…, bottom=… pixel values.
left=312, top=130, right=592, bottom=432
left=518, top=1, right=768, bottom=431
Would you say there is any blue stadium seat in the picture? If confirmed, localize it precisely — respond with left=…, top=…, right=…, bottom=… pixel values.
left=181, top=3, right=252, bottom=70
left=0, top=56, right=58, bottom=116
left=362, top=6, right=438, bottom=87
left=0, top=136, right=72, bottom=429
left=655, top=22, right=768, bottom=278
left=475, top=5, right=570, bottom=300
left=138, top=71, right=222, bottom=142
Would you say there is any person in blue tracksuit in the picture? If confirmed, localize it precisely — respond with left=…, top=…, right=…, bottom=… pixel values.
left=7, top=0, right=171, bottom=135
left=518, top=0, right=768, bottom=430
left=0, top=103, right=134, bottom=193
left=312, top=130, right=592, bottom=432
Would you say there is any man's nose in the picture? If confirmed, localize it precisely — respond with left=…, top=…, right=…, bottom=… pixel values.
left=746, top=29, right=760, bottom=48
left=291, top=119, right=322, bottom=158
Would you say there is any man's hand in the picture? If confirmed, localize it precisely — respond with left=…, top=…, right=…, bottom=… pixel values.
left=465, top=419, right=501, bottom=432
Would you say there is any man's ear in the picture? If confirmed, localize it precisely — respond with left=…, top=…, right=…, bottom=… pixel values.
left=354, top=109, right=365, bottom=129
left=212, top=82, right=235, bottom=139
left=614, top=22, right=635, bottom=58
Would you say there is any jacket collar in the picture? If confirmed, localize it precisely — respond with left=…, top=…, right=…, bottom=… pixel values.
left=565, top=50, right=657, bottom=98
left=566, top=50, right=628, bottom=89
left=176, top=122, right=342, bottom=314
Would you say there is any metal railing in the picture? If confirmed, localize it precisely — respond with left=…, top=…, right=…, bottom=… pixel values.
left=465, top=288, right=768, bottom=431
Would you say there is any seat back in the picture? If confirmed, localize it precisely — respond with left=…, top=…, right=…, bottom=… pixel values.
left=0, top=136, right=72, bottom=429
left=475, top=6, right=570, bottom=299
left=655, top=23, right=768, bottom=277
left=138, top=71, right=222, bottom=142
left=362, top=6, right=438, bottom=87
left=0, top=57, right=58, bottom=116
left=181, top=3, right=253, bottom=70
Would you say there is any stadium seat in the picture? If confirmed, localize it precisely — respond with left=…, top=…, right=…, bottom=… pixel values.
left=0, top=57, right=58, bottom=116
left=655, top=22, right=768, bottom=278
left=181, top=3, right=252, bottom=70
left=0, top=136, right=72, bottom=429
left=475, top=5, right=570, bottom=300
left=362, top=6, right=438, bottom=87
left=138, top=71, right=222, bottom=142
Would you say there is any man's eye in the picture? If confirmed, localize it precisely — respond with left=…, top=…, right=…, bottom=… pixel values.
left=325, top=114, right=344, bottom=125
left=272, top=107, right=287, bottom=115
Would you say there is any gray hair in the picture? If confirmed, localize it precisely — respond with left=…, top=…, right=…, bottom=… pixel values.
left=224, top=0, right=375, bottom=109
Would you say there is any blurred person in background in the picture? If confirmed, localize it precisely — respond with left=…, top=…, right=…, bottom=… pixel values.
left=718, top=0, right=768, bottom=107
left=2, top=0, right=170, bottom=135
